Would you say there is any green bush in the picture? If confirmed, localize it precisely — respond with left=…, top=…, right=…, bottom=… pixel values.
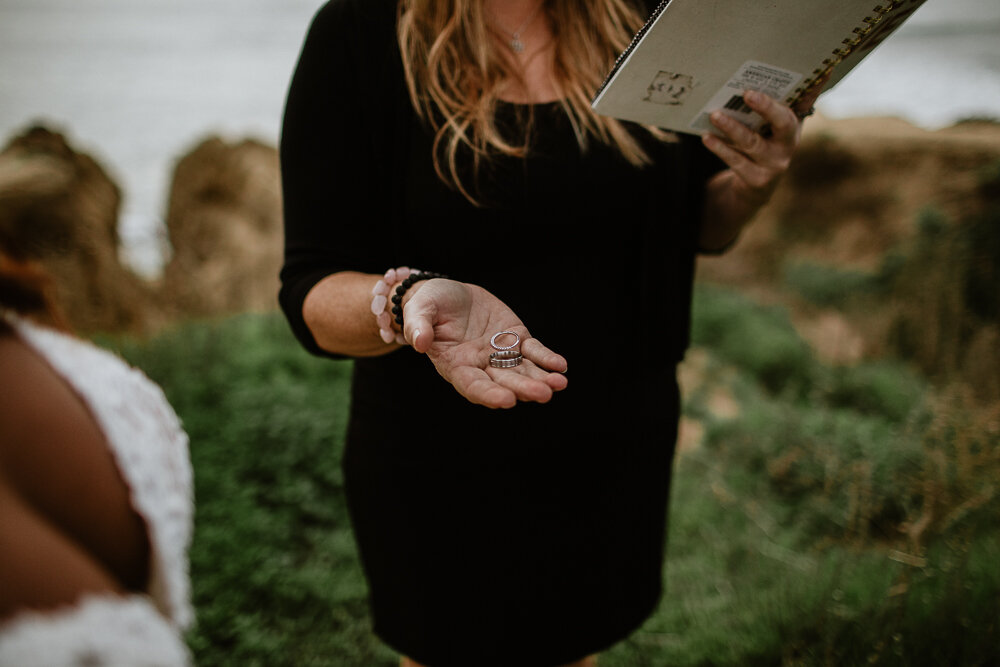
left=782, top=260, right=880, bottom=308
left=690, top=283, right=817, bottom=397
left=821, top=360, right=926, bottom=422
left=671, top=287, right=998, bottom=665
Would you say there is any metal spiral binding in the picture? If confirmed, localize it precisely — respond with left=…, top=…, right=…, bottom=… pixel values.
left=594, top=0, right=672, bottom=98
left=786, top=0, right=907, bottom=107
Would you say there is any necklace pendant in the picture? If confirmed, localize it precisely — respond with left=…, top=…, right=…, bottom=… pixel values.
left=510, top=37, right=525, bottom=53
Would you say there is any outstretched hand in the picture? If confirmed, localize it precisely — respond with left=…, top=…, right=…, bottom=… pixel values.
left=399, top=279, right=568, bottom=409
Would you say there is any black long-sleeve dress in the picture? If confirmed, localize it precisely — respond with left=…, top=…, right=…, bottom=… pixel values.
left=278, top=1, right=725, bottom=664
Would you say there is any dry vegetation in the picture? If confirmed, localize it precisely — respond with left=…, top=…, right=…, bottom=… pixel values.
left=697, top=114, right=1000, bottom=406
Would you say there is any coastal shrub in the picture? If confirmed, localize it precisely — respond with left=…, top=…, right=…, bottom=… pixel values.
left=700, top=395, right=923, bottom=543
left=881, top=205, right=1000, bottom=401
left=614, top=378, right=999, bottom=666
left=657, top=298, right=998, bottom=665
left=821, top=360, right=925, bottom=422
left=688, top=292, right=997, bottom=547
left=782, top=259, right=880, bottom=308
left=690, top=283, right=817, bottom=397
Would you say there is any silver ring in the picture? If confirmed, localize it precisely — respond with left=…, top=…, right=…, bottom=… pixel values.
left=490, top=330, right=520, bottom=351
left=489, top=350, right=523, bottom=368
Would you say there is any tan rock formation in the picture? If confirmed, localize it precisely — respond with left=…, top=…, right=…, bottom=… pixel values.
left=159, top=136, right=282, bottom=318
left=0, top=125, right=160, bottom=334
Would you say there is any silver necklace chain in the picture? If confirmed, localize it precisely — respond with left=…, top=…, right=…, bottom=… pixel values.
left=493, top=2, right=544, bottom=53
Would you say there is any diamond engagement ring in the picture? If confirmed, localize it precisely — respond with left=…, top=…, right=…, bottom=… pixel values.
left=490, top=330, right=520, bottom=351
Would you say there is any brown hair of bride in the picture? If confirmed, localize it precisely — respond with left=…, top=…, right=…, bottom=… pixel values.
left=0, top=252, right=68, bottom=331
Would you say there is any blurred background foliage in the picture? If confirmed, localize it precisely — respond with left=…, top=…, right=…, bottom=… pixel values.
left=106, top=217, right=1000, bottom=664
left=31, top=93, right=994, bottom=667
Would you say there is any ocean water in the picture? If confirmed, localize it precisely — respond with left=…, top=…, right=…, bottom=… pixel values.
left=1, top=0, right=999, bottom=276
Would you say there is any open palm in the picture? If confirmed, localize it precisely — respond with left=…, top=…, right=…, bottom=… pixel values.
left=401, top=279, right=568, bottom=409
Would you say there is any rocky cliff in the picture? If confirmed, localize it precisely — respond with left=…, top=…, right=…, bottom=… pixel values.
left=0, top=126, right=160, bottom=332
left=158, top=136, right=283, bottom=318
left=0, top=126, right=283, bottom=334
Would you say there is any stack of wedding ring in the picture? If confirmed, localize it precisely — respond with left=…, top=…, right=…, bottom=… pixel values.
left=489, top=330, right=523, bottom=368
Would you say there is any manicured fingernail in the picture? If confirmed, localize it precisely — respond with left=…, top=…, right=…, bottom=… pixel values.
left=413, top=328, right=420, bottom=341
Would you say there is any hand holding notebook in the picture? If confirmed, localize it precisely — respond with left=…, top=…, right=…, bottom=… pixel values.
left=592, top=0, right=928, bottom=135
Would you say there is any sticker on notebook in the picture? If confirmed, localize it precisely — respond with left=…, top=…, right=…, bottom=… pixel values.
left=643, top=71, right=697, bottom=106
left=689, top=60, right=803, bottom=134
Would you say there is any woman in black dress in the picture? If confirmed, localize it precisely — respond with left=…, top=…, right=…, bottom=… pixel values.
left=278, top=0, right=818, bottom=664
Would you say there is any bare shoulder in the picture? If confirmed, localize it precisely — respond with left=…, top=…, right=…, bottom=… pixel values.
left=0, top=329, right=150, bottom=620
left=0, top=330, right=111, bottom=481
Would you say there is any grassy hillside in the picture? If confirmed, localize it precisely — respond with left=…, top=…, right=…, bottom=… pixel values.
left=104, top=283, right=999, bottom=666
left=697, top=126, right=1000, bottom=407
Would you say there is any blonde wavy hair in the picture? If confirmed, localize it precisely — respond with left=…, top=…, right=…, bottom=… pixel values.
left=397, top=0, right=664, bottom=203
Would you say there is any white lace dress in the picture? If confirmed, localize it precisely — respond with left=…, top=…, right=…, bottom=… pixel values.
left=0, top=314, right=195, bottom=666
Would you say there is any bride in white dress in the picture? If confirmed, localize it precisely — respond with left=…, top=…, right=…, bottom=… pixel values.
left=0, top=254, right=194, bottom=666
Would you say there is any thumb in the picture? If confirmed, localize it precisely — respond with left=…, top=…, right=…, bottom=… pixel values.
left=402, top=298, right=437, bottom=353
left=408, top=325, right=434, bottom=353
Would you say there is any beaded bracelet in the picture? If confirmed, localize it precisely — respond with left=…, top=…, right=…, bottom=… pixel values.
left=370, top=266, right=410, bottom=344
left=370, top=267, right=448, bottom=344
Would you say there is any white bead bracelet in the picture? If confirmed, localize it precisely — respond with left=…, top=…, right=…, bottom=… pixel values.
left=371, top=266, right=412, bottom=344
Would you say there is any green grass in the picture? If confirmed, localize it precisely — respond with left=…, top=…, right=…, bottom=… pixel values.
left=101, top=290, right=999, bottom=666
left=108, top=315, right=396, bottom=666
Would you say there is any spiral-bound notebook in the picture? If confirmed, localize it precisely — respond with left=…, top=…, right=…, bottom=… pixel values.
left=592, top=0, right=927, bottom=135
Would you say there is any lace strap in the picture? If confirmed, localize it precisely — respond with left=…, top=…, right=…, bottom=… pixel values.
left=0, top=594, right=191, bottom=666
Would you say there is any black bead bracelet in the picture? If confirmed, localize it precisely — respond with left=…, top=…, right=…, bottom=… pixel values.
left=390, top=270, right=448, bottom=328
